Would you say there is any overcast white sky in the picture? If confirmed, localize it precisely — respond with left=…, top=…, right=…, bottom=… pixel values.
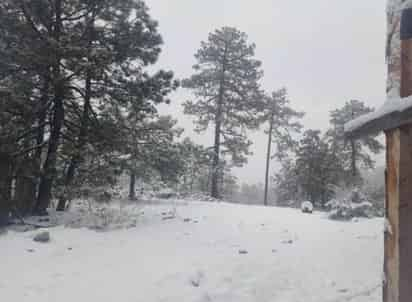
left=146, top=0, right=387, bottom=184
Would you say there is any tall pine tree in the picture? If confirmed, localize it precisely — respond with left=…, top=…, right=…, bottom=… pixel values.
left=294, top=130, right=339, bottom=206
left=183, top=27, right=263, bottom=198
left=261, top=88, right=303, bottom=206
left=0, top=0, right=178, bottom=215
left=327, top=100, right=384, bottom=186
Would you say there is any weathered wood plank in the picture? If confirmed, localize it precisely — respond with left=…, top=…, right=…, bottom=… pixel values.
left=397, top=125, right=412, bottom=301
left=385, top=128, right=401, bottom=302
left=383, top=6, right=412, bottom=302
left=384, top=125, right=412, bottom=302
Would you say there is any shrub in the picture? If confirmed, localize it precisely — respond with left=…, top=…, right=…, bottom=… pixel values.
left=326, top=187, right=375, bottom=220
left=301, top=201, right=314, bottom=213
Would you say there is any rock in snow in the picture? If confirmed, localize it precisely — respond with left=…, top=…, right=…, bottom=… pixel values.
left=189, top=270, right=205, bottom=288
left=33, top=231, right=50, bottom=243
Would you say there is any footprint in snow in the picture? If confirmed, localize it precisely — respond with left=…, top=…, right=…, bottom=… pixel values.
left=200, top=293, right=212, bottom=301
left=190, top=270, right=205, bottom=288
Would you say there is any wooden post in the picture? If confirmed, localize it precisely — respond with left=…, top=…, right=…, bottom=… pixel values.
left=384, top=7, right=412, bottom=302
left=384, top=126, right=412, bottom=302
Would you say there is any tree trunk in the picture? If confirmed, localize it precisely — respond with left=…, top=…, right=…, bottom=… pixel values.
left=190, top=167, right=195, bottom=193
left=33, top=76, right=50, bottom=177
left=211, top=100, right=223, bottom=199
left=129, top=172, right=136, bottom=200
left=0, top=153, right=12, bottom=226
left=35, top=97, right=64, bottom=214
left=56, top=158, right=76, bottom=211
left=350, top=138, right=357, bottom=182
left=57, top=71, right=91, bottom=211
left=34, top=0, right=64, bottom=215
left=220, top=166, right=225, bottom=197
left=264, top=113, right=274, bottom=206
left=15, top=160, right=37, bottom=216
left=57, top=16, right=94, bottom=211
left=30, top=77, right=50, bottom=212
left=211, top=46, right=227, bottom=199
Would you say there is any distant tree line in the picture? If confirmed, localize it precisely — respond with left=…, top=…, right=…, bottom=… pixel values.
left=275, top=100, right=384, bottom=207
left=0, top=0, right=384, bottom=225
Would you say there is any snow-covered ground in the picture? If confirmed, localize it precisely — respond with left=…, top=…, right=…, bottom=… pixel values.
left=0, top=200, right=383, bottom=302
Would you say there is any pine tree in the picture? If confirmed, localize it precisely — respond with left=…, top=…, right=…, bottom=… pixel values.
left=327, top=100, right=384, bottom=186
left=274, top=130, right=341, bottom=207
left=0, top=1, right=51, bottom=217
left=294, top=130, right=340, bottom=206
left=55, top=0, right=173, bottom=210
left=183, top=27, right=263, bottom=198
left=178, top=138, right=211, bottom=194
left=121, top=114, right=184, bottom=200
left=1, top=0, right=178, bottom=214
left=220, top=164, right=239, bottom=201
left=261, top=88, right=304, bottom=206
left=274, top=159, right=300, bottom=205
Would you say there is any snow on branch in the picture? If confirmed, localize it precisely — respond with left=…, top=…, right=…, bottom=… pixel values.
left=344, top=96, right=412, bottom=136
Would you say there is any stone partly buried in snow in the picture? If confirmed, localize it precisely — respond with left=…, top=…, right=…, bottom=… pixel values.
left=33, top=231, right=50, bottom=243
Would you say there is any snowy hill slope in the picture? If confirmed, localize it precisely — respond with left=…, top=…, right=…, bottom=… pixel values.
left=0, top=200, right=383, bottom=302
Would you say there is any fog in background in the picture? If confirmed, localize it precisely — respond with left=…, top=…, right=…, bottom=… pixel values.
left=146, top=0, right=387, bottom=184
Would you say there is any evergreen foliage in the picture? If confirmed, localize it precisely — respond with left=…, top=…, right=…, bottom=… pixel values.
left=0, top=0, right=178, bottom=219
left=183, top=27, right=263, bottom=198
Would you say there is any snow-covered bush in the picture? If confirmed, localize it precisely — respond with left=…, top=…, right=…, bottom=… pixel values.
left=155, top=188, right=178, bottom=199
left=72, top=184, right=121, bottom=206
left=301, top=201, right=314, bottom=213
left=181, top=192, right=220, bottom=203
left=276, top=200, right=300, bottom=209
left=326, top=187, right=374, bottom=220
left=363, top=169, right=385, bottom=217
left=64, top=200, right=143, bottom=231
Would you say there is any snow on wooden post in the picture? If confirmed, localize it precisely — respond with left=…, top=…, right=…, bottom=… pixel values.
left=345, top=2, right=412, bottom=302
left=344, top=2, right=412, bottom=138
